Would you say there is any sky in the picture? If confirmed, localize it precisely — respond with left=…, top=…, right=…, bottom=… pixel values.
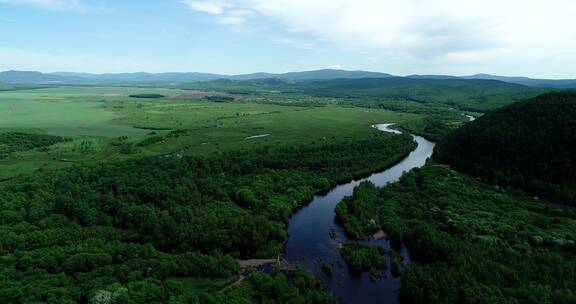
left=0, top=0, right=575, bottom=78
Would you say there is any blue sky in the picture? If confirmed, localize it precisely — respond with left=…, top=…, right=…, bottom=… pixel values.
left=1, top=0, right=575, bottom=78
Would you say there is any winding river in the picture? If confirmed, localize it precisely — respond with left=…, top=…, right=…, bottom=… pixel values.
left=284, top=124, right=436, bottom=304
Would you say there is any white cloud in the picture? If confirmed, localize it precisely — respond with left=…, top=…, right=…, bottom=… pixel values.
left=218, top=16, right=244, bottom=24
left=184, top=0, right=576, bottom=77
left=183, top=1, right=255, bottom=25
left=217, top=9, right=253, bottom=24
left=0, top=0, right=90, bottom=12
left=181, top=0, right=232, bottom=14
left=273, top=38, right=314, bottom=50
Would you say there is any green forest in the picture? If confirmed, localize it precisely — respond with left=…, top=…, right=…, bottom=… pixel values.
left=180, top=77, right=546, bottom=112
left=0, top=131, right=413, bottom=303
left=340, top=244, right=387, bottom=278
left=436, top=91, right=576, bottom=204
left=129, top=94, right=166, bottom=99
left=335, top=91, right=576, bottom=304
left=0, top=132, right=71, bottom=155
left=337, top=164, right=576, bottom=304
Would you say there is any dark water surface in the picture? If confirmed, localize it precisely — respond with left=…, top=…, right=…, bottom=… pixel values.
left=283, top=124, right=435, bottom=304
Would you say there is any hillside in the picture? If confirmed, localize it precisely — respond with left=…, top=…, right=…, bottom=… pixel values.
left=411, top=73, right=576, bottom=88
left=0, top=71, right=67, bottom=83
left=183, top=77, right=546, bottom=112
left=0, top=81, right=15, bottom=90
left=436, top=91, right=576, bottom=203
left=296, top=78, right=544, bottom=111
left=463, top=74, right=576, bottom=88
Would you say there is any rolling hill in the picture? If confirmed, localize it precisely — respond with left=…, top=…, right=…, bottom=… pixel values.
left=0, top=71, right=66, bottom=84
left=182, top=77, right=547, bottom=112
left=0, top=81, right=14, bottom=90
left=462, top=74, right=576, bottom=89
left=408, top=74, right=576, bottom=88
left=436, top=91, right=576, bottom=203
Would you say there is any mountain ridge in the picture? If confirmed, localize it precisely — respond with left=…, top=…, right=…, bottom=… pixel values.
left=0, top=69, right=392, bottom=85
left=1, top=69, right=575, bottom=88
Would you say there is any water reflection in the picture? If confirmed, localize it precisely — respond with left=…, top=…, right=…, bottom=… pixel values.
left=284, top=124, right=435, bottom=304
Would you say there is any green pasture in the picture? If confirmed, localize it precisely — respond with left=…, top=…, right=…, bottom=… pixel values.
left=147, top=106, right=419, bottom=156
left=0, top=86, right=185, bottom=137
left=0, top=86, right=422, bottom=179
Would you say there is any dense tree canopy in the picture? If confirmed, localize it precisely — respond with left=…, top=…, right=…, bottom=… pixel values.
left=340, top=244, right=387, bottom=278
left=436, top=91, right=576, bottom=204
left=0, top=131, right=412, bottom=303
left=0, top=132, right=71, bottom=155
left=337, top=164, right=576, bottom=304
left=129, top=94, right=165, bottom=99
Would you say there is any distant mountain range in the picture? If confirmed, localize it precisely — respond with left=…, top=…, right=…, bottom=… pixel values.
left=410, top=73, right=576, bottom=88
left=0, top=69, right=575, bottom=88
left=461, top=74, right=576, bottom=89
left=0, top=69, right=393, bottom=85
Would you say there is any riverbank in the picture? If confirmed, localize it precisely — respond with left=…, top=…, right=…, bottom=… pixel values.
left=283, top=124, right=436, bottom=304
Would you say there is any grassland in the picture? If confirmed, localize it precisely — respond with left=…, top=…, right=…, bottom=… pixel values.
left=0, top=86, right=421, bottom=179
left=0, top=87, right=170, bottom=137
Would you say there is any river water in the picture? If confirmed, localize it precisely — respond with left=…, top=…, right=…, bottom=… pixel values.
left=283, top=124, right=436, bottom=304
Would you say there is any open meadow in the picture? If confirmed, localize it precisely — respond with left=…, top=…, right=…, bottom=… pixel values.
left=0, top=86, right=421, bottom=179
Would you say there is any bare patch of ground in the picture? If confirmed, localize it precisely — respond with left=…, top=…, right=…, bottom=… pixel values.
left=238, top=259, right=277, bottom=268
left=373, top=230, right=388, bottom=240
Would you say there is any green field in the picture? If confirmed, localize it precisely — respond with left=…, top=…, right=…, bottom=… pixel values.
left=0, top=86, right=421, bottom=178
left=0, top=87, right=183, bottom=137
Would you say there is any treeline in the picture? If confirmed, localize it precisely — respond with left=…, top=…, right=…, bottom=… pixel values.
left=0, top=131, right=413, bottom=303
left=399, top=116, right=457, bottom=141
left=0, top=82, right=14, bottom=90
left=436, top=91, right=576, bottom=204
left=0, top=132, right=71, bottom=154
left=180, top=77, right=545, bottom=112
left=129, top=94, right=165, bottom=99
left=204, top=96, right=234, bottom=102
left=136, top=135, right=165, bottom=147
left=337, top=164, right=576, bottom=304
left=335, top=99, right=467, bottom=141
